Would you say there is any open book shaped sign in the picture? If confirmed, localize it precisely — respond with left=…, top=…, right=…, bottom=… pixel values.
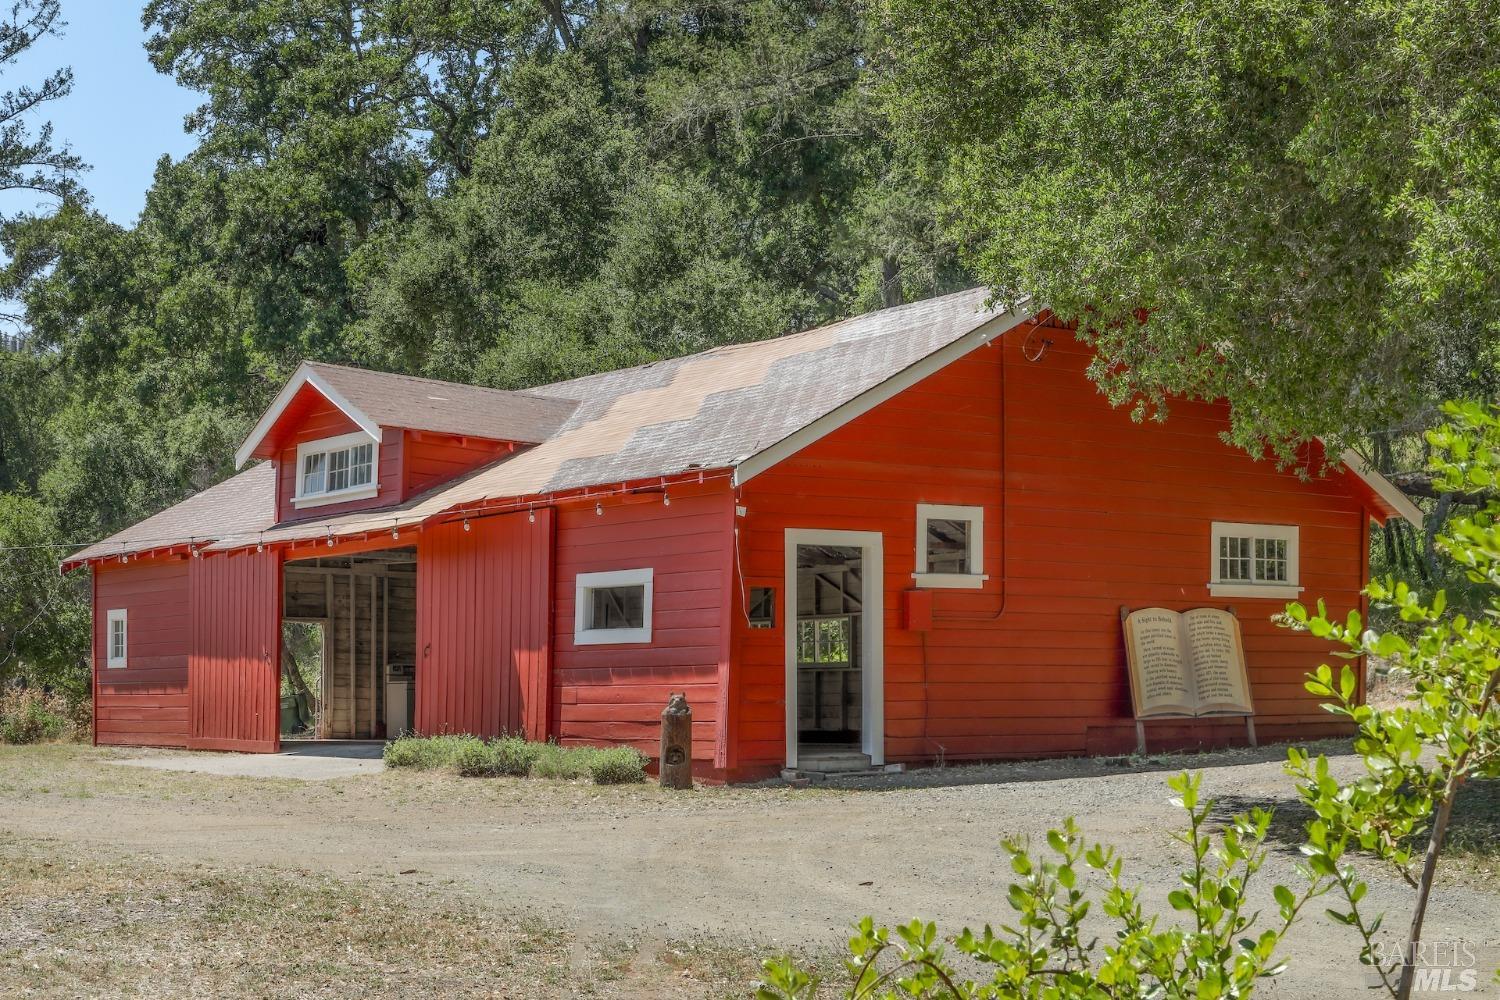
left=1121, top=607, right=1256, bottom=752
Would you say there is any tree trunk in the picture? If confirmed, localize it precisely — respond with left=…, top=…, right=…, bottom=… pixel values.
left=881, top=257, right=902, bottom=309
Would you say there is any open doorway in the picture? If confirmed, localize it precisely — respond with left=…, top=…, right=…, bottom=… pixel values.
left=283, top=547, right=416, bottom=740
left=280, top=620, right=326, bottom=739
left=783, top=529, right=884, bottom=769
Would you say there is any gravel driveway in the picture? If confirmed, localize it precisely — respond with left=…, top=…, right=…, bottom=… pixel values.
left=2, top=742, right=1496, bottom=997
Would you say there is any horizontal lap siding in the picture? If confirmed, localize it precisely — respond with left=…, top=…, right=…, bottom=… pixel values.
left=188, top=548, right=281, bottom=752
left=273, top=395, right=402, bottom=522
left=94, top=557, right=192, bottom=748
left=734, top=329, right=1364, bottom=768
left=553, top=480, right=733, bottom=762
left=416, top=510, right=551, bottom=739
left=403, top=431, right=512, bottom=496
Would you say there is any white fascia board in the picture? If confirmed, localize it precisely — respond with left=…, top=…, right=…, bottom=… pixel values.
left=1339, top=448, right=1423, bottom=527
left=732, top=304, right=1035, bottom=487
left=234, top=363, right=384, bottom=468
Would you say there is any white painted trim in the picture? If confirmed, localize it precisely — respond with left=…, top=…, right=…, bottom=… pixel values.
left=914, top=502, right=985, bottom=589
left=106, top=608, right=127, bottom=669
left=234, top=364, right=383, bottom=469
left=734, top=304, right=1034, bottom=486
left=1340, top=448, right=1424, bottom=527
left=1208, top=582, right=1304, bottom=600
left=292, top=430, right=381, bottom=507
left=784, top=528, right=884, bottom=769
left=1210, top=521, right=1300, bottom=594
left=574, top=567, right=654, bottom=645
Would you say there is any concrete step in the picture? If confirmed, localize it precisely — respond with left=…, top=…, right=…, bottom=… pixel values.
left=796, top=750, right=873, bottom=772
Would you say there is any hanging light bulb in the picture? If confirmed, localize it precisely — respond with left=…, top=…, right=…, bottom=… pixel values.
left=595, top=502, right=603, bottom=517
left=663, top=490, right=671, bottom=507
left=326, top=531, right=335, bottom=547
left=391, top=523, right=399, bottom=540
left=528, top=508, right=535, bottom=524
left=463, top=518, right=471, bottom=532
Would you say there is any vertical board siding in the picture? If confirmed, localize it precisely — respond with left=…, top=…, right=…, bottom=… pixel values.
left=273, top=394, right=402, bottom=522
left=415, top=510, right=552, bottom=739
left=188, top=548, right=281, bottom=752
left=403, top=431, right=512, bottom=497
left=93, top=557, right=192, bottom=747
left=552, top=479, right=735, bottom=761
left=733, top=328, right=1365, bottom=769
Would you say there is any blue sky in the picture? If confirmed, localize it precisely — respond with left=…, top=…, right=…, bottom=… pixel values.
left=3, top=1, right=200, bottom=225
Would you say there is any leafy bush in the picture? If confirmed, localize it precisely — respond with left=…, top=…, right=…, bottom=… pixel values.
left=530, top=742, right=600, bottom=780
left=451, top=739, right=502, bottom=777
left=0, top=687, right=74, bottom=744
left=589, top=746, right=648, bottom=785
left=757, top=772, right=1322, bottom=999
left=383, top=734, right=483, bottom=770
left=492, top=736, right=544, bottom=777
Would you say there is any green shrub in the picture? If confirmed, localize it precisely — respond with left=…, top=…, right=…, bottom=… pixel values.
left=452, top=739, right=501, bottom=777
left=530, top=742, right=600, bottom=780
left=491, top=736, right=543, bottom=776
left=383, top=733, right=483, bottom=770
left=589, top=746, right=648, bottom=785
left=0, top=688, right=73, bottom=745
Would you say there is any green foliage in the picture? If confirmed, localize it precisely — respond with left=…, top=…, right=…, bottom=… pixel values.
left=757, top=772, right=1323, bottom=998
left=1281, top=401, right=1500, bottom=997
left=879, top=0, right=1500, bottom=461
left=588, top=746, right=649, bottom=785
left=0, top=686, right=75, bottom=744
left=383, top=734, right=646, bottom=784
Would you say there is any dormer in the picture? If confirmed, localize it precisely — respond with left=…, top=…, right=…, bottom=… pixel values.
left=235, top=362, right=578, bottom=524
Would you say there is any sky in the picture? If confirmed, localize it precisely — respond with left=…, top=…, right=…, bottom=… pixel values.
left=3, top=1, right=201, bottom=225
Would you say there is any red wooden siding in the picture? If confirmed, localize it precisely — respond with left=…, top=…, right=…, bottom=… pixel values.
left=552, top=479, right=735, bottom=763
left=403, top=430, right=512, bottom=497
left=188, top=548, right=282, bottom=752
left=415, top=510, right=552, bottom=739
left=93, top=556, right=192, bottom=748
left=732, top=326, right=1365, bottom=770
left=272, top=392, right=402, bottom=522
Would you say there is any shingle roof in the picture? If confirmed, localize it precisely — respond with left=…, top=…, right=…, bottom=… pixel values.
left=302, top=362, right=579, bottom=445
left=65, top=288, right=1022, bottom=566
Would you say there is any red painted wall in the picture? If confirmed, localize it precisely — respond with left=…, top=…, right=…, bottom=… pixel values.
left=415, top=510, right=553, bottom=739
left=93, top=556, right=192, bottom=748
left=272, top=394, right=402, bottom=523
left=551, top=479, right=735, bottom=763
left=403, top=430, right=512, bottom=498
left=732, top=325, right=1366, bottom=770
left=188, top=548, right=282, bottom=752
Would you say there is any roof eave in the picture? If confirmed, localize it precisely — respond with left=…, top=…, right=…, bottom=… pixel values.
left=234, top=363, right=384, bottom=469
left=1340, top=448, right=1424, bottom=527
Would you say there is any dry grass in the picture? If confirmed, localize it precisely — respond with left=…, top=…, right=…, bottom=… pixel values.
left=0, top=837, right=764, bottom=999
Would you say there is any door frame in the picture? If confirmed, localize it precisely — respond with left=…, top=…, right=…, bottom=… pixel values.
left=783, top=528, right=884, bottom=769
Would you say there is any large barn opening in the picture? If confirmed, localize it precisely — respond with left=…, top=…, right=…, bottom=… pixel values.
left=281, top=547, right=417, bottom=740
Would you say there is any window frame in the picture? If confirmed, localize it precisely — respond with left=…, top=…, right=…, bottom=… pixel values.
left=574, top=568, right=654, bottom=645
left=292, top=431, right=380, bottom=509
left=106, top=608, right=128, bottom=669
left=913, top=503, right=988, bottom=589
left=1208, top=521, right=1302, bottom=599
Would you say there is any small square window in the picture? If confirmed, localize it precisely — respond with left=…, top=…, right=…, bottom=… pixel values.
left=574, top=569, right=653, bottom=645
left=748, top=587, right=776, bottom=629
left=1210, top=522, right=1300, bottom=598
left=106, top=609, right=128, bottom=668
left=914, top=503, right=987, bottom=589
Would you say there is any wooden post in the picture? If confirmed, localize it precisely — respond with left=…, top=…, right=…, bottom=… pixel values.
left=659, top=693, right=693, bottom=789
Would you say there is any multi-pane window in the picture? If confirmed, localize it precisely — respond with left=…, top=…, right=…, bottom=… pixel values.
left=294, top=433, right=378, bottom=505
left=1210, top=523, right=1299, bottom=596
left=914, top=503, right=986, bottom=588
left=106, top=609, right=127, bottom=668
left=575, top=568, right=653, bottom=644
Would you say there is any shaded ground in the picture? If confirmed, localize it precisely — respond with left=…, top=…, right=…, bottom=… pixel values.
left=2, top=742, right=1497, bottom=998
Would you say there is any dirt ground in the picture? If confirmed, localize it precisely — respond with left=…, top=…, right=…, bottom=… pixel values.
left=2, top=741, right=1497, bottom=998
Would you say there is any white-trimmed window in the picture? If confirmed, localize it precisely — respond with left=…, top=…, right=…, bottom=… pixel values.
left=106, top=609, right=128, bottom=669
left=1209, top=522, right=1301, bottom=598
left=575, top=568, right=653, bottom=645
left=293, top=431, right=378, bottom=508
left=913, top=503, right=987, bottom=589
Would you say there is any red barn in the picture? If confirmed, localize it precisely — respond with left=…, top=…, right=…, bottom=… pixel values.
left=64, top=290, right=1418, bottom=779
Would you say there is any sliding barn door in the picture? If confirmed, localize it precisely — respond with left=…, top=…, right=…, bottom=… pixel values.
left=417, top=509, right=553, bottom=740
left=188, top=548, right=282, bottom=752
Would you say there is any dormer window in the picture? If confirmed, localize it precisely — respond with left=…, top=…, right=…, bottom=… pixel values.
left=294, top=432, right=379, bottom=508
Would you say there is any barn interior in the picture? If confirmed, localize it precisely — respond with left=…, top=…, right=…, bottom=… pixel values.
left=280, top=547, right=417, bottom=740
left=794, top=543, right=864, bottom=747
